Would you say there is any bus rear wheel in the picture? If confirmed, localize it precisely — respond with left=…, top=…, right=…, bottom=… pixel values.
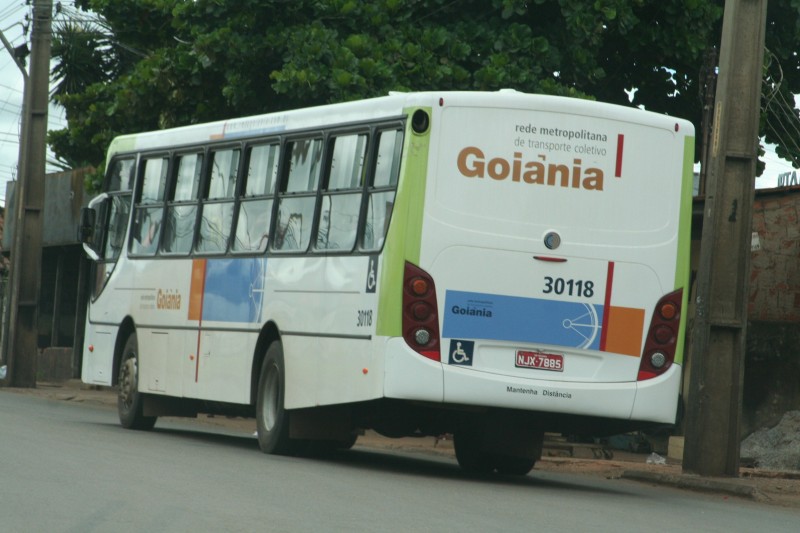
left=256, top=341, right=293, bottom=455
left=453, top=432, right=493, bottom=474
left=117, top=333, right=157, bottom=430
left=454, top=429, right=537, bottom=476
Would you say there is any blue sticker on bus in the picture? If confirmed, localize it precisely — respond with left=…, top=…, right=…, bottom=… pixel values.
left=442, top=290, right=603, bottom=350
left=202, top=257, right=267, bottom=323
left=448, top=339, right=474, bottom=366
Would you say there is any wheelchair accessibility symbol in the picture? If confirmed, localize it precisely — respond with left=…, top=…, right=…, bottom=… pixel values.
left=365, top=255, right=378, bottom=293
left=448, top=339, right=475, bottom=366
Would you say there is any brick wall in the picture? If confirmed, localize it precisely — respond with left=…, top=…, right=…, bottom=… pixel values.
left=750, top=190, right=800, bottom=321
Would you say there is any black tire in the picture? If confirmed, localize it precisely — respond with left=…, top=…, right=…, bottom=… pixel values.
left=453, top=431, right=493, bottom=474
left=117, top=333, right=157, bottom=430
left=493, top=454, right=536, bottom=476
left=455, top=429, right=536, bottom=476
left=256, top=342, right=293, bottom=455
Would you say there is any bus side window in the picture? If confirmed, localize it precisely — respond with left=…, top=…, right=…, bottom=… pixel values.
left=362, top=129, right=402, bottom=251
left=198, top=148, right=239, bottom=254
left=162, top=153, right=202, bottom=255
left=107, top=158, right=135, bottom=192
left=274, top=138, right=322, bottom=252
left=233, top=143, right=279, bottom=253
left=104, top=194, right=132, bottom=260
left=316, top=133, right=367, bottom=251
left=131, top=156, right=168, bottom=256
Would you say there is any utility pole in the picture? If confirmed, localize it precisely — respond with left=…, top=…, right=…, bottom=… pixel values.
left=697, top=47, right=717, bottom=197
left=683, top=0, right=768, bottom=477
left=2, top=0, right=52, bottom=387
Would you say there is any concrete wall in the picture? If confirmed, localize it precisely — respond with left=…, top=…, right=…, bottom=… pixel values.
left=3, top=168, right=94, bottom=381
left=3, top=168, right=92, bottom=250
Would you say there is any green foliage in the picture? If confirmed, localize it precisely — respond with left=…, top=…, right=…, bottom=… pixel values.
left=50, top=0, right=800, bottom=182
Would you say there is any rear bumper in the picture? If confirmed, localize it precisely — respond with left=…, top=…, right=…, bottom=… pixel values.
left=384, top=338, right=680, bottom=424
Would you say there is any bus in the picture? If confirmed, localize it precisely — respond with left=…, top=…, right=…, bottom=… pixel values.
left=79, top=90, right=694, bottom=475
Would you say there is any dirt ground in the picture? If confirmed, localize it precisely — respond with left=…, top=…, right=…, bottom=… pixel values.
left=5, top=381, right=800, bottom=509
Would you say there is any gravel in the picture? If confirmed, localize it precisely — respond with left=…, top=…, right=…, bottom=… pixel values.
left=740, top=410, right=800, bottom=471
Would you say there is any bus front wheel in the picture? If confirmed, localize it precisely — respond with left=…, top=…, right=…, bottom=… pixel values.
left=256, top=341, right=293, bottom=455
left=118, top=333, right=157, bottom=430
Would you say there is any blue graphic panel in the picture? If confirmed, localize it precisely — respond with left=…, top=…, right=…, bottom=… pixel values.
left=203, top=257, right=267, bottom=323
left=442, top=290, right=603, bottom=350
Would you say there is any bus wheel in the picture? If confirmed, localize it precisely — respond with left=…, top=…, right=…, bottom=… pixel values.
left=117, top=333, right=157, bottom=430
left=256, top=341, right=292, bottom=455
left=453, top=431, right=493, bottom=474
left=493, top=454, right=536, bottom=476
left=454, top=430, right=536, bottom=476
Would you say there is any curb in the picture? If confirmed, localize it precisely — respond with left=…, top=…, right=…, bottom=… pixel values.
left=621, top=470, right=765, bottom=501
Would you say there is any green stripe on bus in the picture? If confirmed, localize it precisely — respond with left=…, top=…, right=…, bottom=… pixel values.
left=107, top=136, right=138, bottom=165
left=376, top=107, right=432, bottom=337
left=673, top=135, right=695, bottom=366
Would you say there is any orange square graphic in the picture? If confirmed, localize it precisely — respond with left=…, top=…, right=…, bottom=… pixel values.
left=188, top=259, right=207, bottom=321
left=606, top=306, right=645, bottom=357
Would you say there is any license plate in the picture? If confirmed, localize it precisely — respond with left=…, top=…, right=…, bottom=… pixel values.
left=515, top=350, right=564, bottom=372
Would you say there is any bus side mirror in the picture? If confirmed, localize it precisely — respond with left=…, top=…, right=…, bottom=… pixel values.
left=79, top=193, right=110, bottom=261
left=78, top=207, right=96, bottom=244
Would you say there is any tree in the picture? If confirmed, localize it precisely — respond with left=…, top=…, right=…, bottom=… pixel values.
left=46, top=0, right=800, bottom=187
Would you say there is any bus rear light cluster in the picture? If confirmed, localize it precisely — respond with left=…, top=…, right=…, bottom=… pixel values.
left=637, top=289, right=683, bottom=381
left=402, top=262, right=441, bottom=361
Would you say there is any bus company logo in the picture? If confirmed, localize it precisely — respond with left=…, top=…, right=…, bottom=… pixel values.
left=157, top=289, right=182, bottom=310
left=449, top=339, right=474, bottom=366
left=456, top=146, right=605, bottom=191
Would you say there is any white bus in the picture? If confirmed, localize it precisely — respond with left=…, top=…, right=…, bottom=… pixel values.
left=80, top=90, right=694, bottom=474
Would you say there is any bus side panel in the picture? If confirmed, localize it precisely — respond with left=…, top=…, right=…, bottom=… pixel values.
left=82, top=255, right=138, bottom=386
left=81, top=327, right=116, bottom=385
left=631, top=365, right=681, bottom=423
left=313, top=255, right=384, bottom=407
left=384, top=338, right=444, bottom=402
left=268, top=255, right=323, bottom=410
left=180, top=257, right=263, bottom=404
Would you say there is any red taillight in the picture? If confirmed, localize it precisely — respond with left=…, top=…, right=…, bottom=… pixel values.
left=402, top=262, right=441, bottom=361
left=637, top=289, right=682, bottom=381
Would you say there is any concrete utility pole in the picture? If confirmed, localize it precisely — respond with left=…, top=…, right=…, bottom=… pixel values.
left=2, top=0, right=52, bottom=387
left=683, top=0, right=768, bottom=477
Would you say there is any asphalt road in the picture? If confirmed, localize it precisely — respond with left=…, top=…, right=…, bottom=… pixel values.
left=1, top=391, right=799, bottom=532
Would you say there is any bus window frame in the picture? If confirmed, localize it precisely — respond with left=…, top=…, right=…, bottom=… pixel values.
left=356, top=124, right=404, bottom=253
left=129, top=151, right=171, bottom=257
left=312, top=128, right=371, bottom=254
left=121, top=116, right=406, bottom=261
left=231, top=139, right=281, bottom=255
left=196, top=143, right=243, bottom=255
left=161, top=149, right=205, bottom=256
left=270, top=134, right=324, bottom=255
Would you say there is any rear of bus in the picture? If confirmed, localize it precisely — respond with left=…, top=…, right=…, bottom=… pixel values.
left=384, top=91, right=693, bottom=432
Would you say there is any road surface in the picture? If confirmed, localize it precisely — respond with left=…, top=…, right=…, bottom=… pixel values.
left=1, top=391, right=798, bottom=532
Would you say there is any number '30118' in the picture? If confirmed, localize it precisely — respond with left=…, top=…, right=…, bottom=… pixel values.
left=543, top=277, right=594, bottom=298
left=357, top=309, right=373, bottom=327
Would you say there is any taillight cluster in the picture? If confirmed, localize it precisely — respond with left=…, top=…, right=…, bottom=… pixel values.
left=402, top=261, right=441, bottom=361
left=638, top=289, right=683, bottom=381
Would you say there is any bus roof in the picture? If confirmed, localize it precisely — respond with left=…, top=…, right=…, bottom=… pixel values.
left=107, top=90, right=692, bottom=162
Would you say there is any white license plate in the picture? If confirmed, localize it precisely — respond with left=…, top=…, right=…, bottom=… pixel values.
left=515, top=350, right=564, bottom=372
